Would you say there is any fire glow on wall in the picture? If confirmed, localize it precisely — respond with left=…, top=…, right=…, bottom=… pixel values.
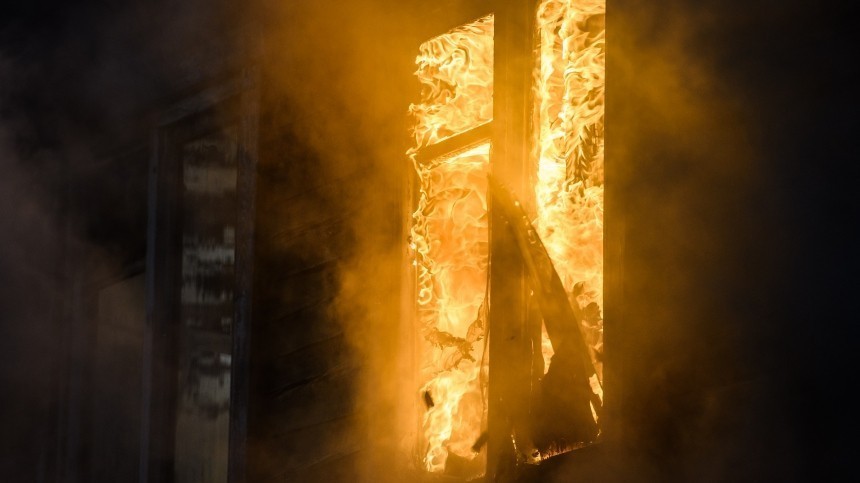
left=406, top=0, right=604, bottom=477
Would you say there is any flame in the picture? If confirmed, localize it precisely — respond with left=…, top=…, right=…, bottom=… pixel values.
left=407, top=1, right=606, bottom=468
left=534, top=0, right=605, bottom=403
left=412, top=144, right=490, bottom=473
left=408, top=15, right=494, bottom=474
left=409, top=15, right=494, bottom=150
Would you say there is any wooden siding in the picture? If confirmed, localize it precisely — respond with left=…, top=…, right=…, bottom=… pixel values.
left=248, top=111, right=363, bottom=482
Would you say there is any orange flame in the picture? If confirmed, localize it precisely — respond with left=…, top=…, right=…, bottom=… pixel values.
left=408, top=15, right=494, bottom=474
left=409, top=15, right=494, bottom=150
left=407, top=1, right=605, bottom=468
left=534, top=0, right=605, bottom=408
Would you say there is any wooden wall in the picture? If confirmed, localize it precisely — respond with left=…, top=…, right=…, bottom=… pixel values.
left=248, top=108, right=364, bottom=482
left=246, top=2, right=504, bottom=481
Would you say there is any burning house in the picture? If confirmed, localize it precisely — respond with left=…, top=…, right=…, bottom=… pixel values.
left=2, top=0, right=856, bottom=482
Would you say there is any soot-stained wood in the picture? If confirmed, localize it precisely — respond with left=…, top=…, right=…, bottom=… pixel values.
left=280, top=450, right=364, bottom=483
left=268, top=333, right=351, bottom=393
left=274, top=415, right=362, bottom=470
left=248, top=93, right=361, bottom=481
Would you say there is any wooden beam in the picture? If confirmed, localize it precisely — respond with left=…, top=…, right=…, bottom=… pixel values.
left=486, top=0, right=537, bottom=480
left=413, top=122, right=493, bottom=167
left=227, top=64, right=260, bottom=483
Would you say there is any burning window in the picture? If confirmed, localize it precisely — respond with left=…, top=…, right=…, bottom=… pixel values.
left=407, top=14, right=494, bottom=476
left=533, top=0, right=605, bottom=413
left=406, top=0, right=604, bottom=478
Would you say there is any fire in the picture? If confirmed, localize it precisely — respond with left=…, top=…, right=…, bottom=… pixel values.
left=412, top=144, right=489, bottom=473
left=407, top=15, right=494, bottom=474
left=409, top=15, right=494, bottom=148
left=407, top=1, right=605, bottom=469
left=534, top=0, right=605, bottom=408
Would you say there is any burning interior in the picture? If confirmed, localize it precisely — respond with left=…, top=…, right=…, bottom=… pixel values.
left=405, top=0, right=604, bottom=478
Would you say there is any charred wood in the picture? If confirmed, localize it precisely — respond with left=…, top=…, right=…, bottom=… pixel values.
left=489, top=176, right=600, bottom=450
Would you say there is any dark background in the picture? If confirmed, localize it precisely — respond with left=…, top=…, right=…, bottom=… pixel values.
left=606, top=1, right=858, bottom=480
left=2, top=0, right=857, bottom=481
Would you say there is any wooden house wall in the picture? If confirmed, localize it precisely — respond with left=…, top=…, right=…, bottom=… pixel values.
left=245, top=3, right=506, bottom=481
left=248, top=107, right=365, bottom=482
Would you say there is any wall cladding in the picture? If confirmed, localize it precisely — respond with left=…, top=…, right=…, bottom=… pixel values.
left=248, top=108, right=363, bottom=482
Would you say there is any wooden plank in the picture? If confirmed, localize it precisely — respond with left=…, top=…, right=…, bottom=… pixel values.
left=253, top=261, right=340, bottom=325
left=257, top=220, right=352, bottom=277
left=255, top=297, right=342, bottom=355
left=280, top=449, right=362, bottom=483
left=230, top=66, right=258, bottom=480
left=271, top=415, right=362, bottom=471
left=265, top=366, right=359, bottom=433
left=413, top=122, right=493, bottom=167
left=267, top=333, right=351, bottom=392
left=487, top=0, right=538, bottom=480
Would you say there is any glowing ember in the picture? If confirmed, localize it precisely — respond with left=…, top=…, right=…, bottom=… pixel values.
left=534, top=0, right=605, bottom=412
left=408, top=15, right=494, bottom=474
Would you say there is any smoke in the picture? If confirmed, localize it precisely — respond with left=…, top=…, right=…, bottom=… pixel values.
left=1, top=1, right=234, bottom=479
left=604, top=1, right=856, bottom=481
left=0, top=62, right=60, bottom=479
left=258, top=2, right=497, bottom=481
left=275, top=0, right=856, bottom=481
left=3, top=0, right=854, bottom=481
left=257, top=3, right=413, bottom=481
left=0, top=34, right=128, bottom=483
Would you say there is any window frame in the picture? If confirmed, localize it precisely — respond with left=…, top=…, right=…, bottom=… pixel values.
left=142, top=71, right=259, bottom=483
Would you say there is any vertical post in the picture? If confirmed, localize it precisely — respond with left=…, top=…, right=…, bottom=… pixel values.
left=487, top=0, right=536, bottom=480
left=603, top=3, right=622, bottom=447
left=227, top=66, right=260, bottom=483
left=141, top=125, right=181, bottom=483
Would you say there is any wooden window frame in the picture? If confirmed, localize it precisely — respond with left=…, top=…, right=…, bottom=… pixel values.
left=142, top=70, right=259, bottom=483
